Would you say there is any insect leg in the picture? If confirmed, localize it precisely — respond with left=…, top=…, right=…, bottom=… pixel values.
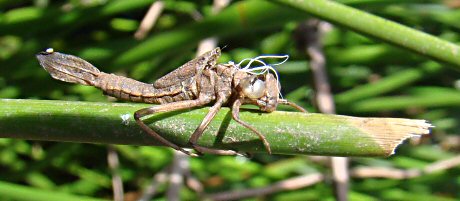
left=134, top=98, right=211, bottom=157
left=278, top=99, right=307, bottom=112
left=188, top=97, right=241, bottom=155
left=189, top=69, right=241, bottom=155
left=231, top=98, right=272, bottom=154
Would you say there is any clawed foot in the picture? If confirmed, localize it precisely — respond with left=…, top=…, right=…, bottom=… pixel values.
left=184, top=142, right=249, bottom=157
left=175, top=147, right=200, bottom=157
left=171, top=141, right=257, bottom=157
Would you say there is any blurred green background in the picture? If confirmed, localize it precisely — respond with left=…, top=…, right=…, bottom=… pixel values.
left=1, top=0, right=460, bottom=200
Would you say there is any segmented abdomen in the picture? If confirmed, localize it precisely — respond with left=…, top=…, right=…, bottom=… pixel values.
left=97, top=73, right=197, bottom=104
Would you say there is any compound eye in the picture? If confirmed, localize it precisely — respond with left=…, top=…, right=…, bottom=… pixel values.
left=242, top=77, right=266, bottom=99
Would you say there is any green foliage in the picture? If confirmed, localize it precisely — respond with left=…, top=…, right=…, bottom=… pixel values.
left=1, top=0, right=460, bottom=200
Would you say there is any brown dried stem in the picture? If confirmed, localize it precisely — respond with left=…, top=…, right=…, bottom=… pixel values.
left=107, top=145, right=124, bottom=201
left=134, top=1, right=165, bottom=40
left=166, top=152, right=189, bottom=201
left=207, top=173, right=324, bottom=201
left=351, top=155, right=460, bottom=179
left=138, top=166, right=171, bottom=201
left=300, top=19, right=349, bottom=201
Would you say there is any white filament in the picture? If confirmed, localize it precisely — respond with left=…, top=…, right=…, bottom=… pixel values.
left=229, top=54, right=289, bottom=98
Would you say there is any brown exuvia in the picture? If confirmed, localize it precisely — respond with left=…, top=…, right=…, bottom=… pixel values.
left=36, top=47, right=306, bottom=156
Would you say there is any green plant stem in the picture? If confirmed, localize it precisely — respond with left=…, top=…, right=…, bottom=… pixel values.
left=112, top=1, right=308, bottom=67
left=0, top=180, right=108, bottom=201
left=335, top=62, right=443, bottom=104
left=272, top=0, right=460, bottom=70
left=346, top=88, right=460, bottom=112
left=0, top=99, right=430, bottom=157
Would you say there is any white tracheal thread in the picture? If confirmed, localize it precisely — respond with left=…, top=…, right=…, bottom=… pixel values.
left=228, top=55, right=289, bottom=99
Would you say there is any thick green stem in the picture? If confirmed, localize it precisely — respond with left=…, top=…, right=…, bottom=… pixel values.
left=0, top=99, right=430, bottom=157
left=272, top=0, right=460, bottom=70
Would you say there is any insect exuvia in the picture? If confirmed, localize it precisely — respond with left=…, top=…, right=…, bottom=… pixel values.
left=36, top=47, right=306, bottom=156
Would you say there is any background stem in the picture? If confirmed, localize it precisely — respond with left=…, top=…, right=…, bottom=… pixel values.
left=273, top=0, right=460, bottom=70
left=0, top=180, right=108, bottom=201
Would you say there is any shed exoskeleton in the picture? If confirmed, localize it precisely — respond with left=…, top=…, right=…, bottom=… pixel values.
left=36, top=47, right=305, bottom=156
